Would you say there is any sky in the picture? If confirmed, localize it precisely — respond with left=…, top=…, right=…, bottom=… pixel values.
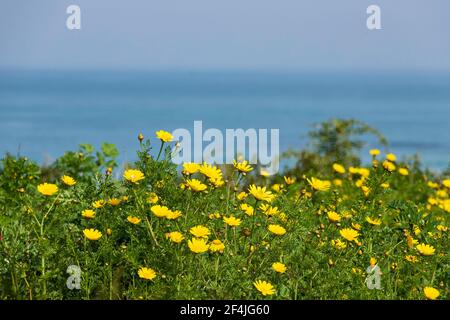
left=1, top=0, right=450, bottom=71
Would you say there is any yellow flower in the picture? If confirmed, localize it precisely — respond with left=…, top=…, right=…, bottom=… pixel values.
left=61, top=175, right=76, bottom=186
left=362, top=185, right=370, bottom=196
left=416, top=243, right=435, bottom=256
left=237, top=192, right=248, bottom=200
left=146, top=192, right=159, bottom=204
left=127, top=216, right=141, bottom=225
left=209, top=239, right=225, bottom=253
left=137, top=267, right=156, bottom=280
left=443, top=179, right=450, bottom=188
left=253, top=280, right=275, bottom=296
left=436, top=190, right=448, bottom=198
left=405, top=255, right=418, bottom=263
left=108, top=198, right=121, bottom=206
left=284, top=176, right=296, bottom=185
left=209, top=177, right=225, bottom=188
left=223, top=215, right=242, bottom=227
left=208, top=212, right=221, bottom=219
left=199, top=163, right=223, bottom=180
left=37, top=183, right=58, bottom=196
left=339, top=228, right=359, bottom=242
left=271, top=184, right=283, bottom=193
left=386, top=153, right=397, bottom=162
left=190, top=225, right=211, bottom=238
left=272, top=262, right=287, bottom=273
left=380, top=183, right=390, bottom=189
left=333, top=163, right=346, bottom=174
left=370, top=149, right=380, bottom=156
left=182, top=162, right=200, bottom=175
left=83, top=228, right=102, bottom=241
left=333, top=179, right=343, bottom=186
left=349, top=167, right=370, bottom=178
left=352, top=223, right=362, bottom=230
left=428, top=181, right=439, bottom=189
left=81, top=209, right=96, bottom=219
left=240, top=203, right=254, bottom=216
left=260, top=203, right=280, bottom=216
left=188, top=238, right=209, bottom=253
left=165, top=231, right=184, bottom=243
left=233, top=160, right=253, bottom=173
left=366, top=217, right=382, bottom=226
left=260, top=169, right=270, bottom=177
left=383, top=161, right=396, bottom=172
left=327, top=211, right=341, bottom=222
left=307, top=177, right=331, bottom=192
left=331, top=239, right=347, bottom=250
left=166, top=209, right=182, bottom=220
left=186, top=179, right=207, bottom=192
left=436, top=225, right=448, bottom=232
left=92, top=200, right=105, bottom=209
left=370, top=257, right=377, bottom=266
left=123, top=169, right=145, bottom=184
left=413, top=225, right=421, bottom=235
left=398, top=168, right=409, bottom=176
left=248, top=184, right=273, bottom=202
left=155, top=130, right=173, bottom=142
left=150, top=205, right=171, bottom=218
left=268, top=224, right=286, bottom=236
left=423, top=287, right=440, bottom=300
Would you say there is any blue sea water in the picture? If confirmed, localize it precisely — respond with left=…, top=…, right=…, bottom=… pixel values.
left=0, top=70, right=449, bottom=171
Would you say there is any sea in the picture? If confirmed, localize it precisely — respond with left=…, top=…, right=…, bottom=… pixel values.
left=0, top=70, right=449, bottom=172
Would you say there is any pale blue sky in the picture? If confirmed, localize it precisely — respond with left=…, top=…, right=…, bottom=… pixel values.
left=1, top=0, right=450, bottom=71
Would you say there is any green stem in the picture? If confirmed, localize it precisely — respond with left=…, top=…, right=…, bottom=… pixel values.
left=156, top=141, right=165, bottom=161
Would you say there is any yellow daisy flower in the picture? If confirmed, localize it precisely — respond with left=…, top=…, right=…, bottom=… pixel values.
left=83, top=228, right=102, bottom=241
left=165, top=231, right=184, bottom=243
left=188, top=238, right=209, bottom=253
left=155, top=130, right=174, bottom=142
left=81, top=209, right=96, bottom=219
left=137, top=267, right=156, bottom=280
left=123, top=169, right=145, bottom=184
left=61, top=175, right=76, bottom=186
left=333, top=163, right=346, bottom=174
left=127, top=216, right=141, bottom=225
left=37, top=183, right=58, bottom=196
left=248, top=184, right=273, bottom=202
left=307, top=177, right=331, bottom=192
left=272, top=262, right=287, bottom=273
left=209, top=239, right=225, bottom=253
left=233, top=160, right=253, bottom=173
left=189, top=225, right=211, bottom=238
left=253, top=280, right=275, bottom=296
left=366, top=216, right=382, bottom=226
left=186, top=179, right=207, bottom=192
left=182, top=162, right=200, bottom=175
left=339, top=228, right=359, bottom=242
left=223, top=215, right=242, bottom=227
left=423, top=287, right=440, bottom=300
left=268, top=224, right=286, bottom=236
left=416, top=243, right=435, bottom=256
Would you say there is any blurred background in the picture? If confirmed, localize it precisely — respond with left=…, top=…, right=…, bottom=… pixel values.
left=1, top=0, right=450, bottom=170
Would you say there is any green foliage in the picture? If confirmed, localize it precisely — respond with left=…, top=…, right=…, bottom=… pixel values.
left=42, top=143, right=119, bottom=182
left=0, top=121, right=448, bottom=300
left=283, top=118, right=388, bottom=176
